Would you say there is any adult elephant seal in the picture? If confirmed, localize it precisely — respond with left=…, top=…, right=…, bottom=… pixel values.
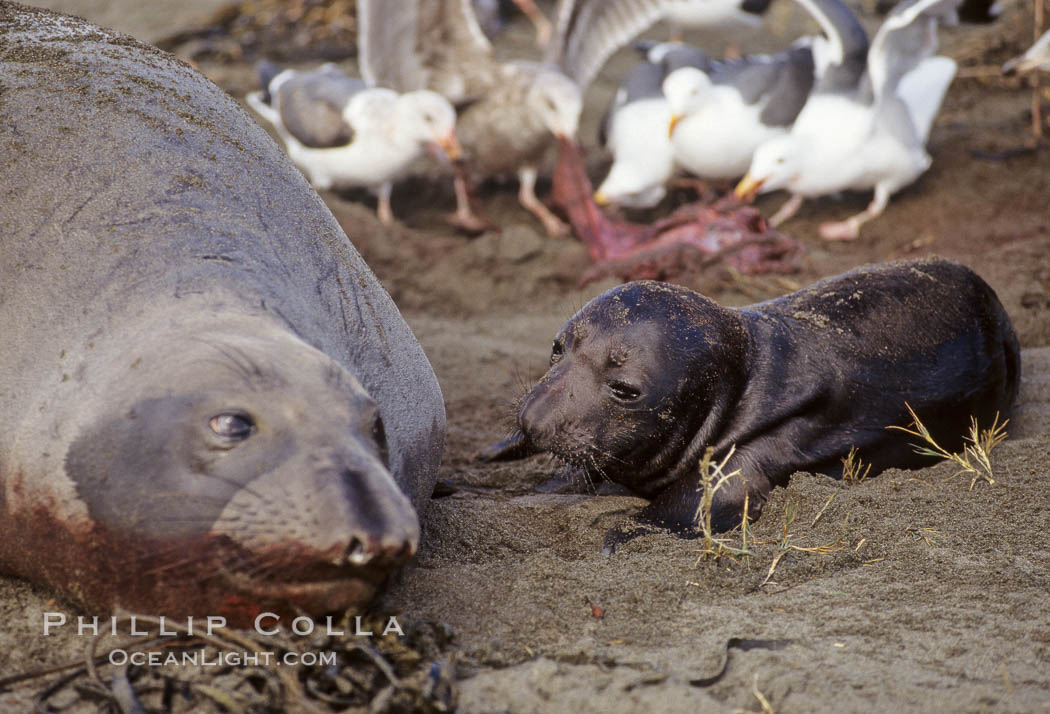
left=483, top=258, right=1019, bottom=551
left=0, top=4, right=444, bottom=625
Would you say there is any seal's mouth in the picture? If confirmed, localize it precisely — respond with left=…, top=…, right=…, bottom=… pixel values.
left=221, top=568, right=382, bottom=615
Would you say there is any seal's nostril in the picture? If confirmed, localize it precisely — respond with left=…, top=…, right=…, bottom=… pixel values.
left=345, top=537, right=372, bottom=566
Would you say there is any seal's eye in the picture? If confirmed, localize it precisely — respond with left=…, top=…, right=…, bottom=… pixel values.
left=209, top=413, right=255, bottom=441
left=550, top=340, right=564, bottom=365
left=372, top=414, right=390, bottom=468
left=608, top=381, right=641, bottom=402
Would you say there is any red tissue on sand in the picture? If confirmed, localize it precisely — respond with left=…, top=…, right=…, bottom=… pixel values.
left=550, top=137, right=804, bottom=284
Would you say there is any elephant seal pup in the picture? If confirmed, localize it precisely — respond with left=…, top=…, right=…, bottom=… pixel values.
left=484, top=258, right=1019, bottom=550
left=0, top=4, right=444, bottom=625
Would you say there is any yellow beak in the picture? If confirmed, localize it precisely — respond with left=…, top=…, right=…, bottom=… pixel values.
left=734, top=172, right=764, bottom=201
left=438, top=132, right=462, bottom=161
left=668, top=114, right=683, bottom=138
left=594, top=190, right=609, bottom=205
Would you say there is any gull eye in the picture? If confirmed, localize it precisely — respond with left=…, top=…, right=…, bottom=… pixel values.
left=608, top=381, right=641, bottom=402
left=209, top=413, right=255, bottom=441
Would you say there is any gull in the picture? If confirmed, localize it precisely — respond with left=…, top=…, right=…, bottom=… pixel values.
left=663, top=41, right=816, bottom=183
left=246, top=62, right=460, bottom=225
left=594, top=42, right=712, bottom=208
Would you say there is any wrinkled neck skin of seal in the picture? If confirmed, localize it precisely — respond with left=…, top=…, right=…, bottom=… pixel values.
left=514, top=282, right=756, bottom=529
left=1, top=296, right=418, bottom=625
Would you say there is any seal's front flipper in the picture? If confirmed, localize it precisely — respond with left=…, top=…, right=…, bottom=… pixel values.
left=601, top=472, right=757, bottom=554
left=475, top=431, right=536, bottom=462
left=601, top=484, right=702, bottom=554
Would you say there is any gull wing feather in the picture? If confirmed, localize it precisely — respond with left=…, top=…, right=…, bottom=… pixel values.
left=275, top=67, right=368, bottom=148
left=867, top=0, right=961, bottom=101
left=791, top=0, right=869, bottom=92
left=359, top=0, right=494, bottom=99
left=358, top=0, right=426, bottom=91
left=546, top=0, right=681, bottom=89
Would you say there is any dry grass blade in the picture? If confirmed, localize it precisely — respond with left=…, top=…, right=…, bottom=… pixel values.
left=752, top=673, right=775, bottom=714
left=759, top=500, right=848, bottom=586
left=841, top=446, right=871, bottom=485
left=888, top=404, right=1008, bottom=490
left=761, top=551, right=790, bottom=587
left=810, top=495, right=835, bottom=527
left=693, top=445, right=752, bottom=562
left=734, top=672, right=776, bottom=714
left=905, top=526, right=943, bottom=546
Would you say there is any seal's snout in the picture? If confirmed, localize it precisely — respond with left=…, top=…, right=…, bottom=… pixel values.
left=333, top=464, right=420, bottom=569
left=518, top=382, right=559, bottom=449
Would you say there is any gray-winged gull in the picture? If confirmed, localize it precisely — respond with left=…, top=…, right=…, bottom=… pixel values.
left=246, top=62, right=460, bottom=225
left=663, top=41, right=816, bottom=181
left=594, top=43, right=712, bottom=208
left=736, top=0, right=960, bottom=240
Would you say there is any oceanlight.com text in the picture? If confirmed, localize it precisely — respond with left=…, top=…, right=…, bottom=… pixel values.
left=107, top=649, right=338, bottom=667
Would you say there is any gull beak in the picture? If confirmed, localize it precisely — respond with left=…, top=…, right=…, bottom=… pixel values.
left=437, top=132, right=462, bottom=161
left=594, top=190, right=609, bottom=205
left=734, top=172, right=764, bottom=201
left=668, top=114, right=683, bottom=138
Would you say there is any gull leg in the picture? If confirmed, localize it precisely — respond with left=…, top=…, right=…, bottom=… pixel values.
left=769, top=193, right=804, bottom=227
left=447, top=164, right=494, bottom=233
left=511, top=0, right=552, bottom=48
left=375, top=182, right=394, bottom=226
left=818, top=185, right=890, bottom=241
left=519, top=165, right=569, bottom=237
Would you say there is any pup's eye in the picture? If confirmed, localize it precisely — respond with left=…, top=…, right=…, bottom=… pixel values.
left=608, top=381, right=641, bottom=401
left=550, top=340, right=564, bottom=365
left=209, top=413, right=255, bottom=440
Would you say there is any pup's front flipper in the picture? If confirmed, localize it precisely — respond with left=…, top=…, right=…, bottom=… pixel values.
left=601, top=472, right=757, bottom=554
